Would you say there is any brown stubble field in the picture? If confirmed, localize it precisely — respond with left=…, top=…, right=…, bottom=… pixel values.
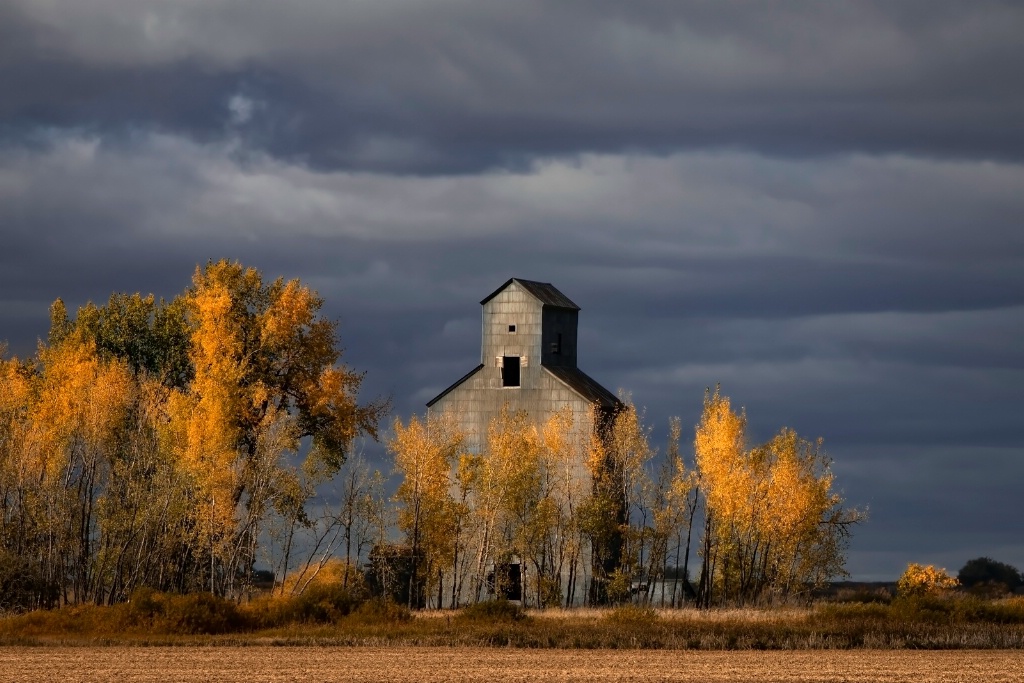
left=1, top=647, right=1022, bottom=683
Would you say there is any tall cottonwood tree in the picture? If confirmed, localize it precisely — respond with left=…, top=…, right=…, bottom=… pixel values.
left=334, top=453, right=386, bottom=586
left=664, top=417, right=699, bottom=606
left=693, top=387, right=862, bottom=605
left=448, top=450, right=480, bottom=607
left=582, top=397, right=658, bottom=605
left=30, top=340, right=137, bottom=604
left=162, top=262, right=387, bottom=593
left=0, top=260, right=386, bottom=605
left=0, top=353, right=39, bottom=607
left=388, top=411, right=464, bottom=608
left=535, top=406, right=589, bottom=607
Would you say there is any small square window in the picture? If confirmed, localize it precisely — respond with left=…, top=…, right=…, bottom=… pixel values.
left=508, top=324, right=516, bottom=333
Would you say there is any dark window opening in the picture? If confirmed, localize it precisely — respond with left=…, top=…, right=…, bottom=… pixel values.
left=508, top=324, right=516, bottom=333
left=502, top=356, right=521, bottom=387
left=550, top=332, right=562, bottom=355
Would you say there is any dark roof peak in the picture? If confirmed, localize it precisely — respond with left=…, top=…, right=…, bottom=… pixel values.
left=480, top=278, right=580, bottom=310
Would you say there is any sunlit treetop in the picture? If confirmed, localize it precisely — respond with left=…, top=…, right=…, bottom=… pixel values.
left=48, top=259, right=389, bottom=477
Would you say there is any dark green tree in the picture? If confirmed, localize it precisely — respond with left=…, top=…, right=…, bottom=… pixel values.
left=958, top=557, right=1022, bottom=593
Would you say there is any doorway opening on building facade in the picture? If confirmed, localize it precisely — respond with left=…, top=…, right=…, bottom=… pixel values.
left=502, top=355, right=521, bottom=387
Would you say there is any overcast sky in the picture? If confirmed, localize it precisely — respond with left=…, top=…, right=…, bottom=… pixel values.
left=2, top=1, right=1022, bottom=581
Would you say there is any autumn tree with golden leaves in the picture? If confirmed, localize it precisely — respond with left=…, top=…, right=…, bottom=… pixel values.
left=897, top=563, right=959, bottom=597
left=0, top=261, right=386, bottom=607
left=387, top=405, right=595, bottom=608
left=388, top=411, right=464, bottom=608
left=693, top=387, right=862, bottom=606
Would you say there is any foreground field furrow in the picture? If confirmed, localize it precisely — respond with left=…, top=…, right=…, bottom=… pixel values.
left=1, top=647, right=1022, bottom=683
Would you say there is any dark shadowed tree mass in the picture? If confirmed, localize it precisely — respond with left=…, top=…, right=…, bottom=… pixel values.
left=958, top=557, right=1022, bottom=594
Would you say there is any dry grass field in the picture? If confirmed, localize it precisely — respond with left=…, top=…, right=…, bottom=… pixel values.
left=5, top=598, right=1024, bottom=650
left=0, top=646, right=1022, bottom=682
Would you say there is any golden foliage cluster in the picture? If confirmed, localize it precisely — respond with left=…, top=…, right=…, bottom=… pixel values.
left=388, top=404, right=597, bottom=609
left=387, top=386, right=861, bottom=609
left=0, top=260, right=385, bottom=609
left=2, top=261, right=864, bottom=615
left=898, top=563, right=960, bottom=597
left=693, top=387, right=863, bottom=606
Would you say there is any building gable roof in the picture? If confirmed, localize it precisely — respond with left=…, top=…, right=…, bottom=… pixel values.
left=544, top=366, right=621, bottom=409
left=480, top=278, right=580, bottom=311
left=426, top=363, right=621, bottom=410
left=425, top=364, right=484, bottom=408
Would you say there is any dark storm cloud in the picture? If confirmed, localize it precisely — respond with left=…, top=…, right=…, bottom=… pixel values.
left=3, top=1, right=1024, bottom=172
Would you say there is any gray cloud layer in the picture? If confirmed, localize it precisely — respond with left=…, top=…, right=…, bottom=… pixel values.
left=4, top=1, right=1024, bottom=171
left=1, top=1, right=1022, bottom=580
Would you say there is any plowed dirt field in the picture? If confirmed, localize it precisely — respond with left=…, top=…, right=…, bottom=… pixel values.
left=1, top=647, right=1021, bottom=682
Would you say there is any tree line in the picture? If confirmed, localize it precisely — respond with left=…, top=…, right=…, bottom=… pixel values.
left=388, top=387, right=863, bottom=609
left=0, top=262, right=861, bottom=611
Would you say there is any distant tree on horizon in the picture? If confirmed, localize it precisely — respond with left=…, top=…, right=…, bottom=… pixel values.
left=958, top=557, right=1022, bottom=594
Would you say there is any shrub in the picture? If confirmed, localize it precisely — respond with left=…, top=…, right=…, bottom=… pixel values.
left=457, top=600, right=527, bottom=622
left=348, top=598, right=411, bottom=624
left=897, top=563, right=958, bottom=597
left=245, top=583, right=363, bottom=626
left=124, top=586, right=163, bottom=625
left=246, top=559, right=370, bottom=625
left=537, top=575, right=563, bottom=609
left=280, top=559, right=365, bottom=597
left=945, top=595, right=1024, bottom=624
left=604, top=604, right=659, bottom=625
left=833, top=587, right=893, bottom=605
left=158, top=592, right=244, bottom=634
left=289, top=582, right=363, bottom=623
left=605, top=570, right=633, bottom=605
left=122, top=589, right=244, bottom=634
left=890, top=594, right=957, bottom=623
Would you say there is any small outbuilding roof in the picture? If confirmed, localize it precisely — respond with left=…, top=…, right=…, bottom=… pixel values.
left=480, top=278, right=580, bottom=311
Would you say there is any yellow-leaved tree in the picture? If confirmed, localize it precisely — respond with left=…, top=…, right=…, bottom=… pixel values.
left=470, top=407, right=543, bottom=604
left=173, top=261, right=387, bottom=595
left=536, top=405, right=590, bottom=607
left=693, top=386, right=862, bottom=606
left=0, top=261, right=386, bottom=606
left=389, top=411, right=464, bottom=608
left=28, top=339, right=135, bottom=604
left=897, top=563, right=959, bottom=597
